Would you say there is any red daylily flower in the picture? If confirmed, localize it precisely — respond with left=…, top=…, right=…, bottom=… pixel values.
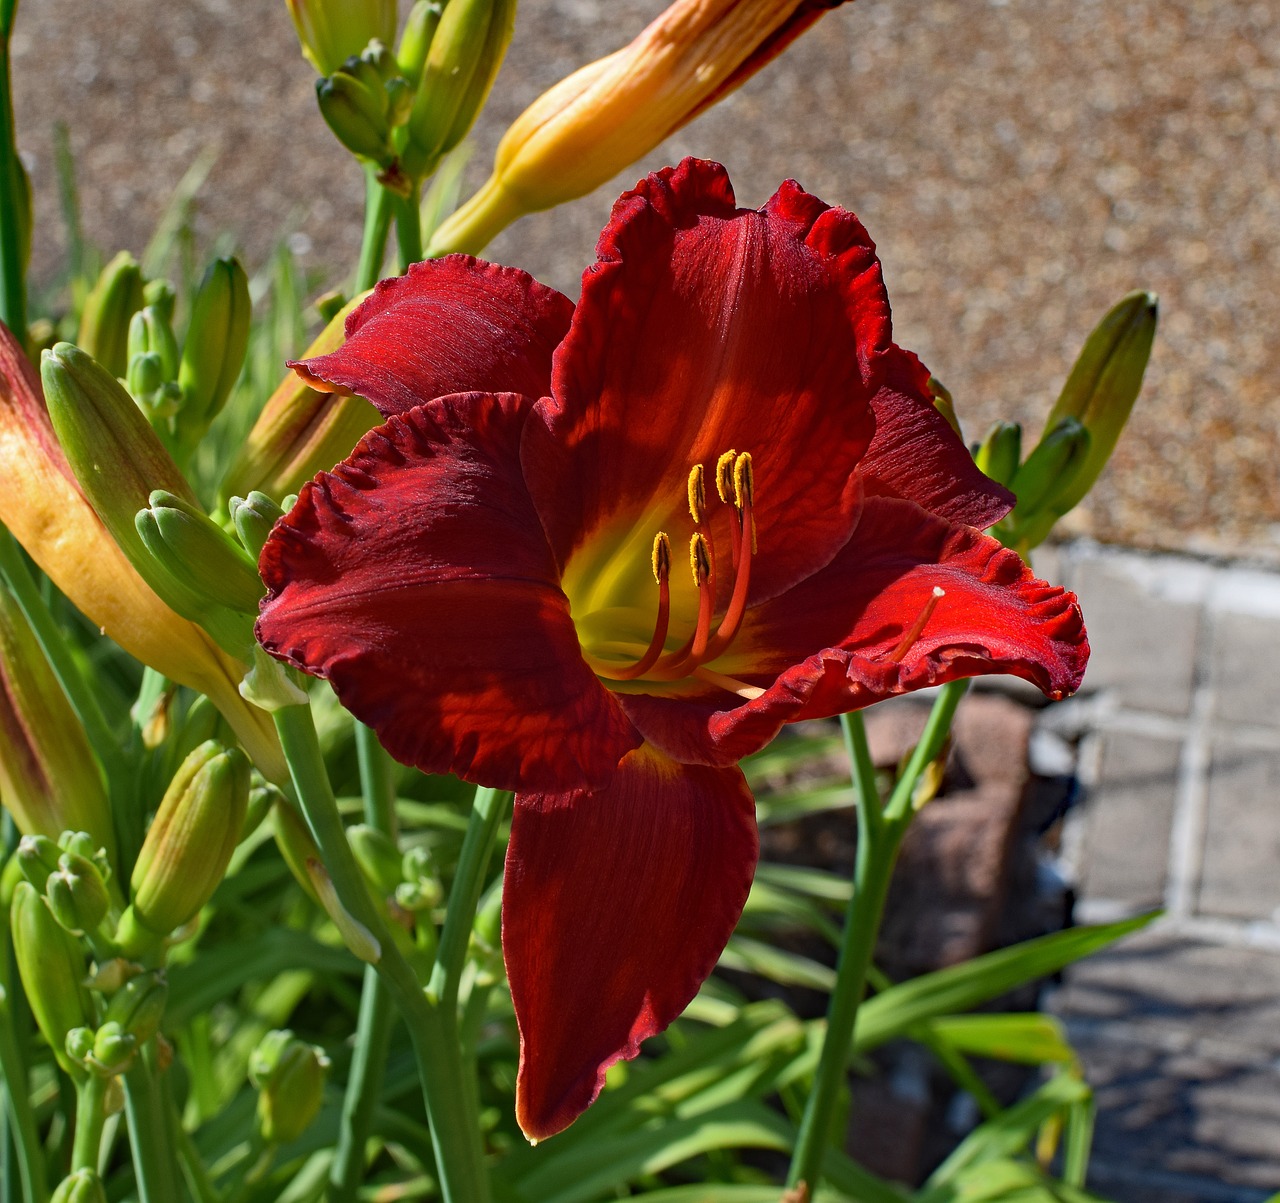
left=258, top=159, right=1088, bottom=1141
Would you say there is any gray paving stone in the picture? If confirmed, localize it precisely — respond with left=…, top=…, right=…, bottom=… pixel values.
left=1071, top=554, right=1207, bottom=716
left=1079, top=733, right=1180, bottom=909
left=1049, top=931, right=1280, bottom=1196
left=1199, top=744, right=1280, bottom=922
left=1210, top=609, right=1280, bottom=731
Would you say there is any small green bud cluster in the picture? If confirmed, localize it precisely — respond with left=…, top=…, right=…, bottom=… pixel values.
left=249, top=1029, right=331, bottom=1145
left=977, top=291, right=1158, bottom=553
left=317, top=40, right=415, bottom=190
left=51, top=1169, right=109, bottom=1203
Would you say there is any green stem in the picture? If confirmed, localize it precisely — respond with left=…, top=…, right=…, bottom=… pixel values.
left=0, top=26, right=27, bottom=343
left=425, top=786, right=507, bottom=1012
left=71, top=1074, right=107, bottom=1174
left=171, top=1089, right=221, bottom=1203
left=787, top=681, right=969, bottom=1192
left=0, top=989, right=48, bottom=1202
left=355, top=166, right=393, bottom=294
left=329, top=723, right=399, bottom=1202
left=122, top=1047, right=182, bottom=1203
left=393, top=188, right=423, bottom=272
left=273, top=704, right=490, bottom=1203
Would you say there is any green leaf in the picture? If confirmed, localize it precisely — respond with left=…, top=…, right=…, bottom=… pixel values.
left=924, top=1014, right=1077, bottom=1067
left=721, top=935, right=837, bottom=991
left=855, top=914, right=1158, bottom=1054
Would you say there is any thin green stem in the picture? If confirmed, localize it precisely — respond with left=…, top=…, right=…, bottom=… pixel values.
left=71, top=1074, right=107, bottom=1174
left=0, top=989, right=48, bottom=1202
left=122, top=1047, right=183, bottom=1203
left=393, top=188, right=423, bottom=272
left=0, top=30, right=27, bottom=342
left=425, top=786, right=507, bottom=1012
left=171, top=1089, right=222, bottom=1203
left=329, top=723, right=399, bottom=1202
left=273, top=703, right=490, bottom=1203
left=787, top=680, right=969, bottom=1192
left=355, top=167, right=393, bottom=294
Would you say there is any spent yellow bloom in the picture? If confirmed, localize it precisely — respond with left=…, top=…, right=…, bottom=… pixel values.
left=430, top=0, right=847, bottom=255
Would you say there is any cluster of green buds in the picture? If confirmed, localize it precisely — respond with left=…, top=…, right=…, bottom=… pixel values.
left=65, top=968, right=167, bottom=1078
left=302, top=0, right=515, bottom=190
left=74, top=254, right=251, bottom=467
left=51, top=1170, right=109, bottom=1203
left=979, top=291, right=1158, bottom=553
left=248, top=1029, right=331, bottom=1145
left=18, top=832, right=114, bottom=940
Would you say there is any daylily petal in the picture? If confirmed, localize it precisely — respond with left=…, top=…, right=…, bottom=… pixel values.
left=526, top=159, right=881, bottom=602
left=257, top=392, right=639, bottom=791
left=860, top=345, right=1014, bottom=529
left=617, top=496, right=1087, bottom=766
left=292, top=255, right=574, bottom=417
left=504, top=744, right=757, bottom=1141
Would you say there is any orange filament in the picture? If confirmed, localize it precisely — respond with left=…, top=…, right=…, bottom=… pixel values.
left=605, top=534, right=672, bottom=681
left=890, top=586, right=945, bottom=662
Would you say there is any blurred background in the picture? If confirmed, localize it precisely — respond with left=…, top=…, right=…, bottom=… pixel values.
left=10, top=0, right=1279, bottom=557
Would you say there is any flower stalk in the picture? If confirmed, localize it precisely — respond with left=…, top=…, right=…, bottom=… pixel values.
left=272, top=701, right=491, bottom=1203
left=0, top=0, right=26, bottom=343
left=787, top=678, right=969, bottom=1193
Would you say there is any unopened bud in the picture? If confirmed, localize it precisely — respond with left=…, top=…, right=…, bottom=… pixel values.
left=45, top=851, right=111, bottom=936
left=51, top=1169, right=109, bottom=1203
left=285, top=0, right=396, bottom=77
left=17, top=835, right=62, bottom=891
left=127, top=304, right=180, bottom=383
left=137, top=490, right=263, bottom=614
left=77, top=252, right=145, bottom=378
left=1007, top=417, right=1091, bottom=529
left=272, top=799, right=323, bottom=906
left=129, top=740, right=250, bottom=936
left=89, top=1020, right=137, bottom=1075
left=249, top=1028, right=331, bottom=1145
left=927, top=376, right=963, bottom=439
left=306, top=858, right=381, bottom=963
left=103, top=969, right=167, bottom=1045
left=348, top=824, right=404, bottom=896
left=316, top=73, right=395, bottom=164
left=397, top=0, right=443, bottom=86
left=176, top=257, right=251, bottom=443
left=975, top=420, right=1022, bottom=490
left=228, top=491, right=287, bottom=559
left=10, top=881, right=92, bottom=1077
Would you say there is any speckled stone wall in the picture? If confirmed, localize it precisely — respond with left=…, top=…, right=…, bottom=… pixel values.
left=10, top=0, right=1278, bottom=554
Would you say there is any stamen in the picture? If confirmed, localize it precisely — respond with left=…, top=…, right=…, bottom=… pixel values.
left=687, top=464, right=706, bottom=524
left=693, top=666, right=766, bottom=700
left=715, top=449, right=738, bottom=504
left=595, top=533, right=672, bottom=681
left=703, top=456, right=755, bottom=661
left=734, top=452, right=757, bottom=555
left=890, top=586, right=945, bottom=662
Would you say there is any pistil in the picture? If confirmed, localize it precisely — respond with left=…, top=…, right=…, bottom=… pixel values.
left=890, top=586, right=945, bottom=662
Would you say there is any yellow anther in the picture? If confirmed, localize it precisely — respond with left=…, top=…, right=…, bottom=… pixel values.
left=651, top=532, right=671, bottom=583
left=715, top=449, right=738, bottom=504
left=688, top=532, right=711, bottom=587
left=732, top=452, right=754, bottom=509
left=686, top=464, right=706, bottom=524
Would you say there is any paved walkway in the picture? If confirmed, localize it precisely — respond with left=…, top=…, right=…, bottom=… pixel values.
left=1032, top=541, right=1280, bottom=1202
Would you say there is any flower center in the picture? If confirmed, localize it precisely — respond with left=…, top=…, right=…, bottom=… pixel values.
left=574, top=450, right=762, bottom=697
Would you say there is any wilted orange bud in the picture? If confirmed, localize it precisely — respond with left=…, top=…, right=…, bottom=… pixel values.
left=429, top=0, right=847, bottom=255
left=0, top=323, right=284, bottom=783
left=218, top=298, right=379, bottom=506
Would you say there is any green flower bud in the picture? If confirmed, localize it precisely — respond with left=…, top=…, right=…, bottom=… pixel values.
left=103, top=969, right=167, bottom=1045
left=316, top=72, right=395, bottom=164
left=285, top=0, right=396, bottom=77
left=348, top=824, right=403, bottom=895
left=17, top=835, right=62, bottom=891
left=926, top=376, right=962, bottom=439
left=249, top=1029, right=331, bottom=1145
left=129, top=740, right=250, bottom=937
left=0, top=585, right=114, bottom=859
left=65, top=1026, right=96, bottom=1064
left=176, top=257, right=251, bottom=439
left=89, top=1020, right=137, bottom=1074
left=10, top=881, right=92, bottom=1076
left=397, top=1, right=443, bottom=86
left=127, top=303, right=180, bottom=382
left=1008, top=417, right=1090, bottom=529
left=77, top=251, right=145, bottom=378
left=51, top=1169, right=109, bottom=1203
left=975, top=420, right=1022, bottom=490
left=45, top=851, right=111, bottom=936
left=403, top=0, right=516, bottom=179
left=243, top=782, right=283, bottom=841
left=142, top=279, right=177, bottom=322
left=228, top=491, right=287, bottom=559
left=136, top=490, right=263, bottom=614
left=1038, top=289, right=1158, bottom=518
left=306, top=858, right=381, bottom=963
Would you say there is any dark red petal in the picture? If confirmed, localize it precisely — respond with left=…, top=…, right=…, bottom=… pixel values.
left=257, top=392, right=638, bottom=791
left=859, top=345, right=1014, bottom=529
left=292, top=255, right=574, bottom=417
left=505, top=745, right=757, bottom=1141
left=524, top=159, right=882, bottom=603
left=617, top=496, right=1088, bottom=766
